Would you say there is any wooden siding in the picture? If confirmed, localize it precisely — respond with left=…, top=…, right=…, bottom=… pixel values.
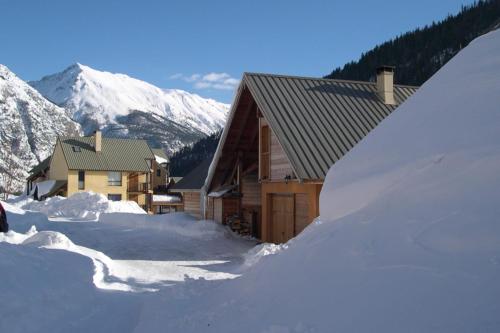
left=241, top=175, right=260, bottom=207
left=294, top=193, right=309, bottom=235
left=206, top=197, right=214, bottom=220
left=270, top=194, right=295, bottom=243
left=214, top=197, right=223, bottom=223
left=270, top=130, right=295, bottom=180
left=261, top=181, right=322, bottom=243
left=213, top=197, right=239, bottom=224
left=183, top=192, right=201, bottom=219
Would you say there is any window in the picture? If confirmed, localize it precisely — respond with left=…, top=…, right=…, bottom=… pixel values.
left=107, top=194, right=122, bottom=201
left=108, top=171, right=122, bottom=186
left=156, top=168, right=161, bottom=177
left=260, top=125, right=270, bottom=180
left=78, top=171, right=85, bottom=190
left=72, top=146, right=81, bottom=152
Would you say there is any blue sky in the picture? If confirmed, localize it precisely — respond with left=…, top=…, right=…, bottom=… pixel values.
left=1, top=0, right=475, bottom=103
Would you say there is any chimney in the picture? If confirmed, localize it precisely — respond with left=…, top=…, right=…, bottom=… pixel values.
left=376, top=66, right=395, bottom=105
left=94, top=130, right=102, bottom=152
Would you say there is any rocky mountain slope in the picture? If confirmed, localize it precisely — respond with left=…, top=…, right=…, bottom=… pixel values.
left=30, top=64, right=229, bottom=153
left=0, top=65, right=82, bottom=193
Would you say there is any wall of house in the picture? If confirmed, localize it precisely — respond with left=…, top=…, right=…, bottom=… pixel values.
left=49, top=142, right=68, bottom=181
left=241, top=174, right=262, bottom=237
left=183, top=192, right=201, bottom=219
left=261, top=181, right=322, bottom=243
left=270, top=130, right=295, bottom=180
left=67, top=170, right=129, bottom=199
left=206, top=197, right=214, bottom=220
left=151, top=161, right=168, bottom=190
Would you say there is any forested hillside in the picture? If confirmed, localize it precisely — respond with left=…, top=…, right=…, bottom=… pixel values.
left=326, top=0, right=500, bottom=85
left=169, top=131, right=221, bottom=176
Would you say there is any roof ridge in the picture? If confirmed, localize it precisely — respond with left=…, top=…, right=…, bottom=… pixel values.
left=59, top=136, right=149, bottom=143
left=243, top=72, right=419, bottom=89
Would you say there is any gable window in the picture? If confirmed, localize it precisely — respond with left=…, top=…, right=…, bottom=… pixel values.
left=72, top=146, right=81, bottom=152
left=107, top=194, right=122, bottom=201
left=78, top=170, right=85, bottom=190
left=260, top=125, right=270, bottom=180
left=108, top=171, right=122, bottom=186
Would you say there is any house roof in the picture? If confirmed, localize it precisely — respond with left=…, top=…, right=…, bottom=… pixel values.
left=151, top=148, right=169, bottom=164
left=58, top=136, right=155, bottom=172
left=171, top=158, right=212, bottom=192
left=242, top=73, right=418, bottom=180
left=28, top=157, right=51, bottom=178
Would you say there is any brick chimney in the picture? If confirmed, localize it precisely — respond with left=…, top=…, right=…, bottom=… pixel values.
left=376, top=66, right=395, bottom=105
left=94, top=130, right=102, bottom=152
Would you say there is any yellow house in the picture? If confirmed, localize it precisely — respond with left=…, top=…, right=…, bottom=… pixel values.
left=46, top=131, right=162, bottom=211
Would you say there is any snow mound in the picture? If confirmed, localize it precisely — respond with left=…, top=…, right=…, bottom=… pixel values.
left=23, top=192, right=145, bottom=220
left=0, top=200, right=27, bottom=215
left=243, top=243, right=288, bottom=267
left=22, top=231, right=74, bottom=250
left=134, top=29, right=500, bottom=332
left=0, top=226, right=37, bottom=244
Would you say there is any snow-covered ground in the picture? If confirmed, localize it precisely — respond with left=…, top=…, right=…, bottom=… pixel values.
left=0, top=195, right=259, bottom=332
left=2, top=29, right=500, bottom=333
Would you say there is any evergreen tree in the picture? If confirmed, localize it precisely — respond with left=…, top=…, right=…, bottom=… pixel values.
left=325, top=1, right=500, bottom=86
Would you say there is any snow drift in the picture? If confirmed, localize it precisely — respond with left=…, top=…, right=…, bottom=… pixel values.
left=22, top=192, right=145, bottom=220
left=135, top=30, right=500, bottom=332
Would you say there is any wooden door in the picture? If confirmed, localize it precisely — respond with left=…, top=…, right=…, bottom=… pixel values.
left=271, top=194, right=294, bottom=243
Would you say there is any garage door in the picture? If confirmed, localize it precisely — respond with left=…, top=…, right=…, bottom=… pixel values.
left=271, top=194, right=294, bottom=243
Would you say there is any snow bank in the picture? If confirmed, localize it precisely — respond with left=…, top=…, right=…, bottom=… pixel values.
left=243, top=243, right=287, bottom=267
left=135, top=30, right=500, bottom=332
left=0, top=226, right=37, bottom=244
left=22, top=191, right=145, bottom=220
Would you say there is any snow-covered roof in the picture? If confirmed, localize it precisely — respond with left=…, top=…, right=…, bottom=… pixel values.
left=152, top=194, right=181, bottom=203
left=151, top=148, right=169, bottom=164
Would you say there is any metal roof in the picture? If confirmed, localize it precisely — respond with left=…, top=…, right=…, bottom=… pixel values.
left=171, top=158, right=212, bottom=192
left=243, top=73, right=418, bottom=180
left=151, top=148, right=169, bottom=162
left=28, top=157, right=51, bottom=177
left=58, top=136, right=154, bottom=172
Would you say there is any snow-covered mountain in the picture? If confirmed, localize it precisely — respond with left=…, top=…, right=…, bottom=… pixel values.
left=30, top=64, right=230, bottom=153
left=0, top=64, right=82, bottom=193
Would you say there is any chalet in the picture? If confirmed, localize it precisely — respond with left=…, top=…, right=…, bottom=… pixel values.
left=26, top=131, right=169, bottom=212
left=170, top=158, right=212, bottom=219
left=26, top=157, right=51, bottom=195
left=204, top=67, right=418, bottom=243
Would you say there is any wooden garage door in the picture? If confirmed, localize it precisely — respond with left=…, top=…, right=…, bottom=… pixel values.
left=271, top=194, right=294, bottom=243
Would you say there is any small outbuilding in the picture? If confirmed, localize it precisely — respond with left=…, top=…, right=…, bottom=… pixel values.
left=170, top=159, right=212, bottom=219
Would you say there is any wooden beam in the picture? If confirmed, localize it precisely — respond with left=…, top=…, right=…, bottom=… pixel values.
left=231, top=99, right=256, bottom=151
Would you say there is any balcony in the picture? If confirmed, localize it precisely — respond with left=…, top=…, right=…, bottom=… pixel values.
left=127, top=182, right=149, bottom=193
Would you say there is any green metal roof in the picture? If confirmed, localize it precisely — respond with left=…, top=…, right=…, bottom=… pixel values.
left=28, top=157, right=51, bottom=177
left=243, top=73, right=418, bottom=180
left=58, top=136, right=154, bottom=172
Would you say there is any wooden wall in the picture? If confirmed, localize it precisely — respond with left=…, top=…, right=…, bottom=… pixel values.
left=213, top=197, right=239, bottom=224
left=270, top=130, right=295, bottom=180
left=241, top=175, right=260, bottom=207
left=183, top=191, right=201, bottom=219
left=206, top=197, right=214, bottom=220
left=294, top=193, right=309, bottom=235
left=214, top=197, right=223, bottom=223
left=261, top=181, right=322, bottom=243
